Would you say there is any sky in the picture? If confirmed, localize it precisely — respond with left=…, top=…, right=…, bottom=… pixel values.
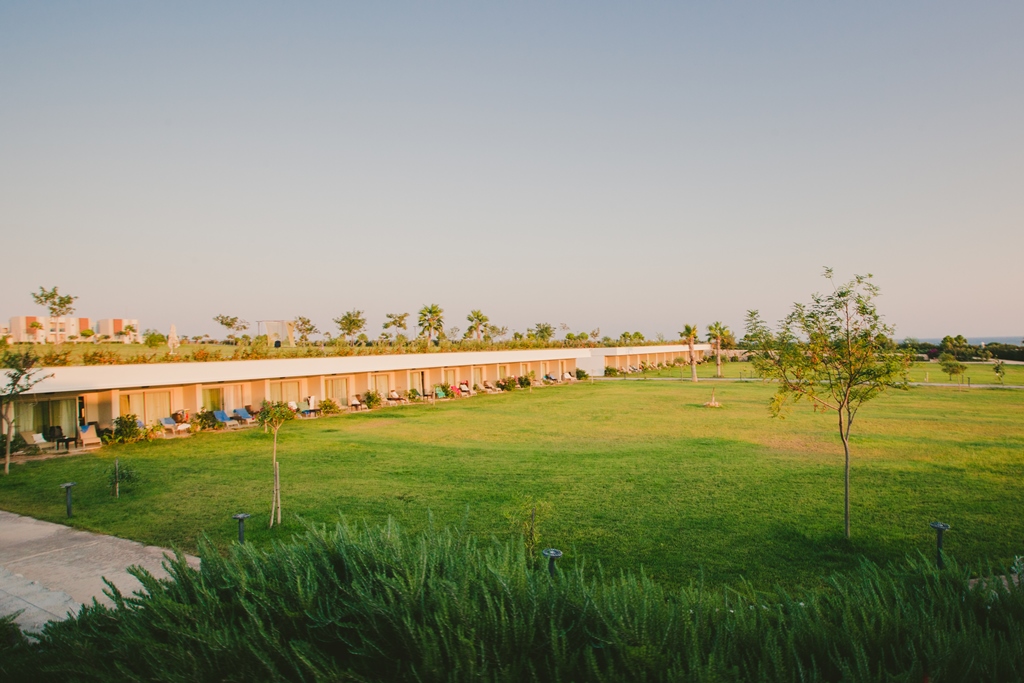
left=1, top=2, right=1022, bottom=341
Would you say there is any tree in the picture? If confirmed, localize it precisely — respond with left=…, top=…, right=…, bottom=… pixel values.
left=418, top=304, right=444, bottom=344
left=466, top=310, right=490, bottom=341
left=143, top=329, right=167, bottom=348
left=679, top=325, right=699, bottom=382
left=994, top=360, right=1005, bottom=384
left=529, top=323, right=555, bottom=342
left=940, top=335, right=971, bottom=361
left=706, top=322, right=731, bottom=379
left=333, top=310, right=366, bottom=343
left=744, top=270, right=911, bottom=538
left=213, top=315, right=249, bottom=340
left=383, top=313, right=409, bottom=337
left=31, top=286, right=78, bottom=343
left=293, top=316, right=318, bottom=344
left=1, top=350, right=52, bottom=475
left=938, top=353, right=966, bottom=388
left=256, top=401, right=295, bottom=528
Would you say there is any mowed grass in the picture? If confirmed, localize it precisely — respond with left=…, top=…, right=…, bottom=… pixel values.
left=634, top=359, right=1024, bottom=384
left=1, top=381, right=1022, bottom=588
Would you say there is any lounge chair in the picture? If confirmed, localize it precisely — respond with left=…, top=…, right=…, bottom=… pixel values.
left=233, top=408, right=255, bottom=425
left=161, top=417, right=190, bottom=437
left=287, top=401, right=300, bottom=413
left=20, top=431, right=57, bottom=452
left=434, top=386, right=448, bottom=400
left=458, top=383, right=473, bottom=396
left=349, top=396, right=366, bottom=411
left=483, top=380, right=499, bottom=394
left=79, top=424, right=102, bottom=448
left=387, top=390, right=408, bottom=406
left=213, top=410, right=240, bottom=429
left=563, top=372, right=575, bottom=382
left=296, top=400, right=319, bottom=418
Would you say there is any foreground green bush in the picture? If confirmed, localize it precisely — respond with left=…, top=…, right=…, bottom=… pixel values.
left=11, top=521, right=1024, bottom=682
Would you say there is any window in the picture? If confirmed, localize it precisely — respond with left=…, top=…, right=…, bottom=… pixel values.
left=326, top=378, right=349, bottom=403
left=473, top=368, right=482, bottom=386
left=14, top=398, right=77, bottom=437
left=373, top=374, right=390, bottom=396
left=498, top=365, right=508, bottom=378
left=269, top=381, right=299, bottom=404
left=410, top=372, right=424, bottom=395
left=444, top=370, right=456, bottom=386
left=202, top=387, right=223, bottom=412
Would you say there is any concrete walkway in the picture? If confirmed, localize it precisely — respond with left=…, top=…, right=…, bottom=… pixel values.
left=0, top=510, right=199, bottom=633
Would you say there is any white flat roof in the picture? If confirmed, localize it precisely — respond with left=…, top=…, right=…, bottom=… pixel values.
left=26, top=348, right=590, bottom=395
left=24, top=344, right=709, bottom=395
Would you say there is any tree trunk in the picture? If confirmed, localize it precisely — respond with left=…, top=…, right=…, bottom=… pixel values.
left=715, top=338, right=722, bottom=378
left=840, top=410, right=851, bottom=539
left=275, top=461, right=281, bottom=526
left=689, top=341, right=698, bottom=383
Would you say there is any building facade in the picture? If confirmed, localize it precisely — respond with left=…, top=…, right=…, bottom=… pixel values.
left=5, top=344, right=709, bottom=441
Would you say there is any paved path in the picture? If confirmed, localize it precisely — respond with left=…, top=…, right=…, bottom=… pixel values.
left=0, top=510, right=199, bottom=633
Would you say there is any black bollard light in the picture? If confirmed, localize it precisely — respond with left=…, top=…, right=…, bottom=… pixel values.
left=233, top=513, right=251, bottom=544
left=930, top=521, right=950, bottom=569
left=60, top=482, right=77, bottom=518
left=541, top=548, right=563, bottom=576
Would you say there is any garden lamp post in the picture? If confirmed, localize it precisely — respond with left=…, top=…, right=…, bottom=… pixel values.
left=541, top=548, right=563, bottom=576
left=233, top=513, right=251, bottom=544
left=60, top=482, right=77, bottom=518
left=930, top=521, right=950, bottom=569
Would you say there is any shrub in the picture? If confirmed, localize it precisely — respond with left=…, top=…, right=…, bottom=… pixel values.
left=408, top=388, right=421, bottom=400
left=495, top=376, right=517, bottom=391
left=40, top=349, right=73, bottom=366
left=575, top=368, right=589, bottom=380
left=363, top=390, right=382, bottom=409
left=604, top=366, right=619, bottom=377
left=106, top=414, right=144, bottom=444
left=319, top=398, right=342, bottom=415
left=82, top=350, right=121, bottom=365
left=190, top=409, right=219, bottom=432
left=11, top=521, right=1024, bottom=682
left=516, top=374, right=532, bottom=389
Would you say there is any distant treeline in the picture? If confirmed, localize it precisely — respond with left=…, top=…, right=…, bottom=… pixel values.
left=900, top=336, right=1024, bottom=362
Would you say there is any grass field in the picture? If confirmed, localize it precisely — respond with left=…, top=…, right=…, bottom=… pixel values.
left=632, top=359, right=1024, bottom=384
left=2, top=381, right=1022, bottom=589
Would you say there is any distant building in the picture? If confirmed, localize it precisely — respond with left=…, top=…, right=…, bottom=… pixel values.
left=95, top=319, right=142, bottom=344
left=7, top=316, right=93, bottom=344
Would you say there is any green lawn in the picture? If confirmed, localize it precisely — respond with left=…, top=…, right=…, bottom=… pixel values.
left=629, top=359, right=1024, bottom=385
left=2, top=381, right=1022, bottom=589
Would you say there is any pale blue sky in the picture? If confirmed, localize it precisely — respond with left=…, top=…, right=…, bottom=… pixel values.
left=2, top=2, right=1021, bottom=340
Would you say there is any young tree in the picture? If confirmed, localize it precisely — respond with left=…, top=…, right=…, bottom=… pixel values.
left=679, top=324, right=699, bottom=382
left=418, top=304, right=444, bottom=344
left=994, top=359, right=1006, bottom=384
left=383, top=312, right=409, bottom=335
left=292, top=316, right=318, bottom=344
left=938, top=353, right=967, bottom=388
left=744, top=270, right=911, bottom=538
left=706, top=322, right=731, bottom=379
left=1, top=350, right=52, bottom=475
left=31, top=286, right=78, bottom=343
left=465, top=310, right=489, bottom=341
left=213, top=315, right=249, bottom=341
left=256, top=401, right=295, bottom=527
left=333, top=310, right=366, bottom=343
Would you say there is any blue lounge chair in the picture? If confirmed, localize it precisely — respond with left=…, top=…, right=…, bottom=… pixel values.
left=213, top=410, right=239, bottom=429
left=233, top=408, right=255, bottom=425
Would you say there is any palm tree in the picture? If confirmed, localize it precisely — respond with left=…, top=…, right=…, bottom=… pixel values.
left=530, top=322, right=555, bottom=342
left=418, top=304, right=444, bottom=344
left=333, top=310, right=366, bottom=343
left=706, top=321, right=730, bottom=379
left=466, top=310, right=489, bottom=341
left=679, top=324, right=699, bottom=382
